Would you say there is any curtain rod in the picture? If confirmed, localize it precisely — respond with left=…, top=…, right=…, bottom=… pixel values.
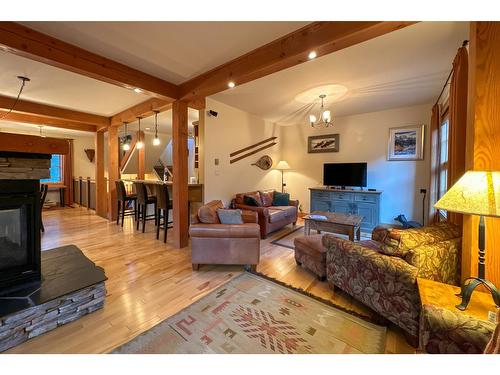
left=433, top=39, right=469, bottom=108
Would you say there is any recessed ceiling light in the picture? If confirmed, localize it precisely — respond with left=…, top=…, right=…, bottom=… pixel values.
left=145, top=127, right=151, bottom=130
left=308, top=51, right=317, bottom=60
left=133, top=88, right=142, bottom=93
left=228, top=81, right=235, bottom=89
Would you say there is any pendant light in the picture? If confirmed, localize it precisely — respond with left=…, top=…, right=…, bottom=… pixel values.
left=152, top=110, right=160, bottom=146
left=136, top=117, right=144, bottom=149
left=309, top=94, right=333, bottom=128
left=122, top=122, right=130, bottom=151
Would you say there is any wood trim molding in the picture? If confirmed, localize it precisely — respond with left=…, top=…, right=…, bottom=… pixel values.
left=179, top=21, right=416, bottom=100
left=0, top=131, right=69, bottom=154
left=0, top=111, right=97, bottom=133
left=0, top=95, right=108, bottom=128
left=0, top=22, right=179, bottom=100
left=110, top=98, right=173, bottom=127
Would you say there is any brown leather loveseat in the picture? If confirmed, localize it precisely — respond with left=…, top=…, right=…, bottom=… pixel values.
left=232, top=190, right=299, bottom=239
left=190, top=200, right=260, bottom=271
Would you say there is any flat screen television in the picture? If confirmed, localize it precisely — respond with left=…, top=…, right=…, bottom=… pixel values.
left=323, top=162, right=367, bottom=188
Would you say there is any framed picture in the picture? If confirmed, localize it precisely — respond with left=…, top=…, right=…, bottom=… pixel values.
left=308, top=134, right=340, bottom=153
left=387, top=125, right=425, bottom=161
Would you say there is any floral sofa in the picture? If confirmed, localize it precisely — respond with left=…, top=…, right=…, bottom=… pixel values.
left=323, top=222, right=462, bottom=342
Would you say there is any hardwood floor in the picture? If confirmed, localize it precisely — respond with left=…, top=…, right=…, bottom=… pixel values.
left=6, top=207, right=414, bottom=354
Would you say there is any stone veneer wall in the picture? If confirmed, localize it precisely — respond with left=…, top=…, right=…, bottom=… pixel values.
left=0, top=282, right=106, bottom=352
left=0, top=157, right=50, bottom=180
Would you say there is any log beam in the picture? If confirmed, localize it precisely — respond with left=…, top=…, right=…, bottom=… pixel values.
left=95, top=130, right=107, bottom=219
left=107, top=126, right=120, bottom=221
left=0, top=22, right=179, bottom=101
left=0, top=110, right=97, bottom=133
left=110, top=98, right=173, bottom=127
left=0, top=95, right=108, bottom=128
left=172, top=100, right=189, bottom=248
left=179, top=21, right=416, bottom=101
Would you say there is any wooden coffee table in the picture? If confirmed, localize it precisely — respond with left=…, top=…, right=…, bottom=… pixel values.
left=304, top=211, right=363, bottom=241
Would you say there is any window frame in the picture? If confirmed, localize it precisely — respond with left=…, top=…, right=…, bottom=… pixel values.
left=437, top=101, right=450, bottom=220
left=41, top=154, right=64, bottom=185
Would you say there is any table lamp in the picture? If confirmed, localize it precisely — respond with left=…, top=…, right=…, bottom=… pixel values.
left=275, top=160, right=291, bottom=193
left=434, top=171, right=500, bottom=310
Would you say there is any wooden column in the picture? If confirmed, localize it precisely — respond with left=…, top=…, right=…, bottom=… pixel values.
left=172, top=100, right=189, bottom=248
left=107, top=126, right=120, bottom=221
left=137, top=130, right=145, bottom=179
left=463, top=21, right=500, bottom=287
left=95, top=130, right=107, bottom=218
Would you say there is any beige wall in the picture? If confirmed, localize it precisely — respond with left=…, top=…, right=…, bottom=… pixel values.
left=281, top=103, right=432, bottom=224
left=72, top=135, right=96, bottom=179
left=204, top=98, right=281, bottom=205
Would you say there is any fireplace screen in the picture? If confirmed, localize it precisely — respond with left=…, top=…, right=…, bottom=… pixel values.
left=0, top=207, right=28, bottom=271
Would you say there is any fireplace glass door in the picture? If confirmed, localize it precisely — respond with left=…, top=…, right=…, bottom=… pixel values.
left=0, top=206, right=28, bottom=271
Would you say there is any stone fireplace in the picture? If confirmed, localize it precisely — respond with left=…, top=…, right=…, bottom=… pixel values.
left=0, top=134, right=107, bottom=353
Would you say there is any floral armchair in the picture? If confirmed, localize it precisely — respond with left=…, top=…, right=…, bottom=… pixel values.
left=323, top=222, right=462, bottom=342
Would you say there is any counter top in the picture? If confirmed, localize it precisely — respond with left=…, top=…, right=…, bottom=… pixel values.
left=121, top=179, right=203, bottom=187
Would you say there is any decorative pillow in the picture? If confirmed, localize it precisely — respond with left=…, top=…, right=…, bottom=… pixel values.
left=217, top=209, right=244, bottom=225
left=379, top=221, right=462, bottom=258
left=243, top=192, right=262, bottom=206
left=272, top=191, right=290, bottom=206
left=259, top=190, right=274, bottom=207
left=197, top=200, right=224, bottom=224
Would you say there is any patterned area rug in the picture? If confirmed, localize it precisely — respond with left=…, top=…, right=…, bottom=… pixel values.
left=271, top=225, right=370, bottom=250
left=113, top=272, right=386, bottom=354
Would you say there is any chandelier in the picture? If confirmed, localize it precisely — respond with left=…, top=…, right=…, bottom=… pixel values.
left=309, top=94, right=333, bottom=128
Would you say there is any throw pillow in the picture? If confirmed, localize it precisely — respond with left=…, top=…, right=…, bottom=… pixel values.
left=217, top=209, right=244, bottom=225
left=259, top=190, right=274, bottom=207
left=243, top=192, right=262, bottom=206
left=272, top=191, right=290, bottom=206
left=198, top=200, right=224, bottom=224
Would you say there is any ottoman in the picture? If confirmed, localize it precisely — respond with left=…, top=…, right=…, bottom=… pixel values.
left=293, top=234, right=327, bottom=281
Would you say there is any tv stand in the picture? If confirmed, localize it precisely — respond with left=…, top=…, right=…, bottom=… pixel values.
left=309, top=187, right=382, bottom=232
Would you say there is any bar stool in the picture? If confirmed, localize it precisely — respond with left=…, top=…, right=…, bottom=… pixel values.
left=134, top=182, right=158, bottom=233
left=153, top=184, right=173, bottom=243
left=116, top=180, right=137, bottom=227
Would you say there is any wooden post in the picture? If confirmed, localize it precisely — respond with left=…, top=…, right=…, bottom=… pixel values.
left=172, top=100, right=189, bottom=248
left=107, top=126, right=120, bottom=221
left=197, top=99, right=206, bottom=186
left=463, top=22, right=500, bottom=287
left=137, top=130, right=145, bottom=180
left=95, top=130, right=107, bottom=218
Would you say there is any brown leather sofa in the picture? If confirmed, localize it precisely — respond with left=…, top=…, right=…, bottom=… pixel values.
left=189, top=201, right=260, bottom=271
left=233, top=190, right=299, bottom=239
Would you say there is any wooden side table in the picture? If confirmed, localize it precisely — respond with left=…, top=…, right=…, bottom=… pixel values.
left=417, top=278, right=498, bottom=322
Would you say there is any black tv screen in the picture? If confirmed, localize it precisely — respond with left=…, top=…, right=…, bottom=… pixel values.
left=323, top=163, right=367, bottom=187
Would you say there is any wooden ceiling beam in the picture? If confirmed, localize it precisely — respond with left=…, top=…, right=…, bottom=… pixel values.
left=0, top=110, right=97, bottom=132
left=0, top=131, right=70, bottom=154
left=0, top=22, right=179, bottom=101
left=109, top=98, right=173, bottom=127
left=179, top=21, right=416, bottom=100
left=0, top=95, right=108, bottom=128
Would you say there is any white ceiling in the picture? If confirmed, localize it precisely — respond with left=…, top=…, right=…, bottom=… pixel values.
left=211, top=22, right=470, bottom=124
left=20, top=21, right=309, bottom=85
left=0, top=51, right=149, bottom=116
left=0, top=120, right=95, bottom=137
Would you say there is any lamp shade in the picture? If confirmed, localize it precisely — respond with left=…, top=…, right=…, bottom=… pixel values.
left=434, top=171, right=500, bottom=217
left=275, top=160, right=291, bottom=170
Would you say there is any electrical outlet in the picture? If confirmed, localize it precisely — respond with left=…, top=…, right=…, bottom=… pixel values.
left=420, top=188, right=427, bottom=194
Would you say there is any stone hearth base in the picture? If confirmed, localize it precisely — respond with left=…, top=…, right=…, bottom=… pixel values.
left=0, top=282, right=105, bottom=352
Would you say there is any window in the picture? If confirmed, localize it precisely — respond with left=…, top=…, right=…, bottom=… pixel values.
left=41, top=154, right=63, bottom=184
left=438, top=115, right=449, bottom=218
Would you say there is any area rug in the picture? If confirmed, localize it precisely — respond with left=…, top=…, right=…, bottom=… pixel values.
left=271, top=225, right=370, bottom=250
left=112, top=272, right=386, bottom=354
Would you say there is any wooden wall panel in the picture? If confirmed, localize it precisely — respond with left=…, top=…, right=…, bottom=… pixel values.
left=172, top=100, right=189, bottom=248
left=463, top=22, right=500, bottom=288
